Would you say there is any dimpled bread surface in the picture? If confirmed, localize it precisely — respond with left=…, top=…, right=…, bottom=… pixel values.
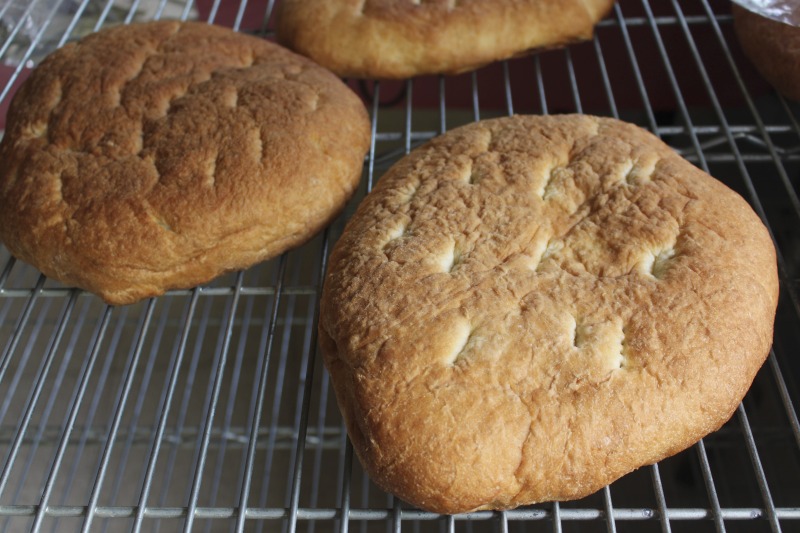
left=277, top=0, right=615, bottom=79
left=320, top=115, right=779, bottom=513
left=0, top=21, right=371, bottom=305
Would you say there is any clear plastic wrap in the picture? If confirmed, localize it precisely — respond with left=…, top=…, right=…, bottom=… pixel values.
left=0, top=0, right=197, bottom=67
left=731, top=0, right=800, bottom=26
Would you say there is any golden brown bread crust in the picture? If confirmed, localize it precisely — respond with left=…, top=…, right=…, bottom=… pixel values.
left=733, top=4, right=800, bottom=102
left=320, top=115, right=779, bottom=513
left=277, top=0, right=615, bottom=79
left=0, top=21, right=371, bottom=305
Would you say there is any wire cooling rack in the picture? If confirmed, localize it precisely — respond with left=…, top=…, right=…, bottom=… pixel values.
left=0, top=0, right=799, bottom=532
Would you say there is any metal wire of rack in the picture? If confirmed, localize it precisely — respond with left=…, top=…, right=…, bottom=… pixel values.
left=0, top=0, right=799, bottom=532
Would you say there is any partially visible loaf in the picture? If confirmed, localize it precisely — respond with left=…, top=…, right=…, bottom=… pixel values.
left=733, top=3, right=800, bottom=101
left=320, top=115, right=778, bottom=513
left=0, top=21, right=371, bottom=305
left=277, top=0, right=614, bottom=79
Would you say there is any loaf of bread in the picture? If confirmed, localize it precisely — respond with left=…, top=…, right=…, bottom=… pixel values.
left=320, top=115, right=778, bottom=513
left=733, top=2, right=800, bottom=101
left=0, top=21, right=371, bottom=305
left=277, top=0, right=615, bottom=79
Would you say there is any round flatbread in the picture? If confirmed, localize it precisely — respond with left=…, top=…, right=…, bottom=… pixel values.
left=320, top=115, right=778, bottom=513
left=277, top=0, right=615, bottom=79
left=0, top=21, right=371, bottom=305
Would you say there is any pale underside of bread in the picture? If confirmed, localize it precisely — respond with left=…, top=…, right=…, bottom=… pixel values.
left=320, top=115, right=778, bottom=513
left=0, top=21, right=371, bottom=305
left=277, top=0, right=615, bottom=79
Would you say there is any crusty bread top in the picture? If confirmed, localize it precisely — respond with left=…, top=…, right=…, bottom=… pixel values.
left=277, top=0, right=615, bottom=79
left=0, top=21, right=370, bottom=305
left=320, top=115, right=778, bottom=513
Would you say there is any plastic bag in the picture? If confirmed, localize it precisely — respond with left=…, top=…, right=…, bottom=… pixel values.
left=0, top=0, right=197, bottom=67
left=731, top=0, right=800, bottom=26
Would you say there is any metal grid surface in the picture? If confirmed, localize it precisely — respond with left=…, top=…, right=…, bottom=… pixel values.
left=1, top=0, right=799, bottom=531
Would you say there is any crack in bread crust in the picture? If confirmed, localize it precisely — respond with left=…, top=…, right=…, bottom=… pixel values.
left=0, top=21, right=371, bottom=305
left=320, top=115, right=778, bottom=514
